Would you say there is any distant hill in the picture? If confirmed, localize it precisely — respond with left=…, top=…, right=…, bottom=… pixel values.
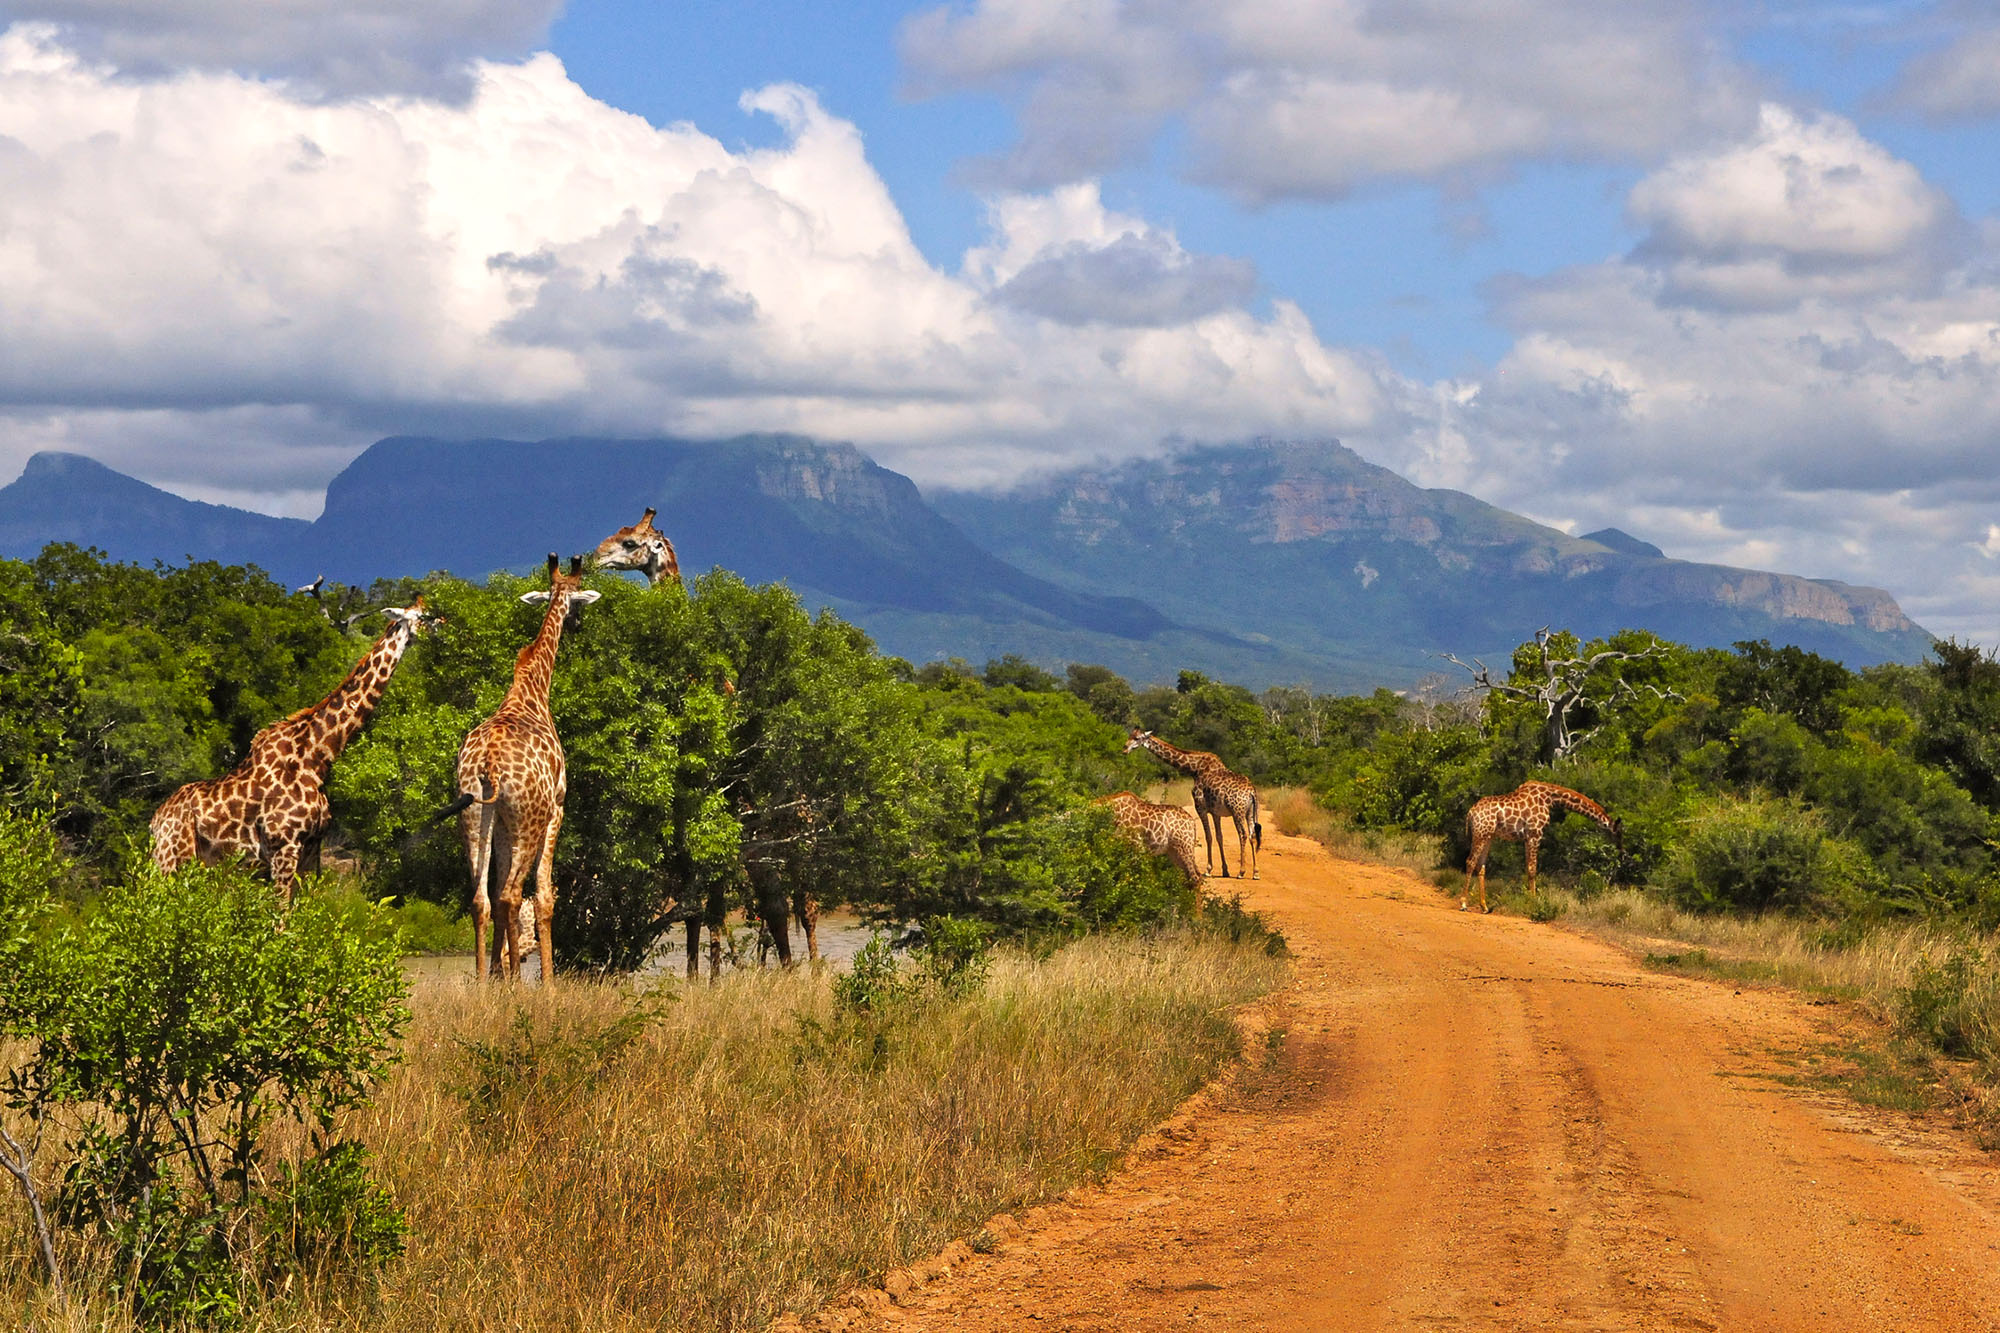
left=0, top=435, right=1932, bottom=689
left=929, top=439, right=1932, bottom=683
left=0, top=452, right=309, bottom=567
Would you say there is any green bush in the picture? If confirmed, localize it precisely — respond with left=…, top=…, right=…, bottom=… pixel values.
left=1897, top=945, right=1995, bottom=1060
left=0, top=861, right=410, bottom=1324
left=1657, top=796, right=1874, bottom=914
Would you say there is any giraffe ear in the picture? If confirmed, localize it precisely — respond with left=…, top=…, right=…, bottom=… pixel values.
left=569, top=590, right=602, bottom=606
left=520, top=590, right=552, bottom=605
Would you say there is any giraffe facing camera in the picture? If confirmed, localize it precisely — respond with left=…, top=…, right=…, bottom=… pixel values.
left=592, top=506, right=683, bottom=588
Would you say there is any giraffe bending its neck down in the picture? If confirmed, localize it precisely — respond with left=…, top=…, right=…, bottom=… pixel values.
left=1463, top=780, right=1621, bottom=913
left=592, top=507, right=682, bottom=588
left=1097, top=791, right=1205, bottom=885
left=452, top=555, right=601, bottom=982
left=151, top=599, right=438, bottom=899
left=1123, top=729, right=1260, bottom=880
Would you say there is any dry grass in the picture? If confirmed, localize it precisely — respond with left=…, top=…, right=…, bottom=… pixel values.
left=1263, top=787, right=1443, bottom=875
left=2, top=930, right=1284, bottom=1331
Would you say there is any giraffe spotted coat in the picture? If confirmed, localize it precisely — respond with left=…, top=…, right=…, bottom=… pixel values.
left=1124, top=729, right=1261, bottom=879
left=1098, top=790, right=1206, bottom=885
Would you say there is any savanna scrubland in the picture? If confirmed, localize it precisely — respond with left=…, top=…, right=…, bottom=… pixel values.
left=6, top=543, right=2000, bottom=1325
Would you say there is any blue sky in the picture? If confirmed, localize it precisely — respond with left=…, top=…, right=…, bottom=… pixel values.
left=0, top=1, right=1997, bottom=639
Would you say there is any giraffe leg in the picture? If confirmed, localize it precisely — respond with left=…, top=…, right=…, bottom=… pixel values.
left=534, top=810, right=561, bottom=988
left=758, top=880, right=793, bottom=968
left=488, top=833, right=521, bottom=981
left=1205, top=802, right=1231, bottom=878
left=797, top=889, right=820, bottom=963
left=268, top=840, right=301, bottom=906
left=1525, top=835, right=1540, bottom=901
left=464, top=805, right=495, bottom=981
left=1463, top=834, right=1489, bottom=911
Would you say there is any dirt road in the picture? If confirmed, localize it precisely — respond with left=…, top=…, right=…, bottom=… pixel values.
left=846, top=823, right=2000, bottom=1331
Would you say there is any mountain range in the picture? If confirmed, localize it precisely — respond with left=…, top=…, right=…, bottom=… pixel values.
left=0, top=435, right=1932, bottom=690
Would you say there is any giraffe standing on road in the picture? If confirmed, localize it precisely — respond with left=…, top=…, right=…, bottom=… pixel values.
left=1124, top=729, right=1261, bottom=880
left=1097, top=790, right=1206, bottom=885
left=1462, top=780, right=1622, bottom=913
left=445, top=555, right=600, bottom=982
left=151, top=599, right=438, bottom=900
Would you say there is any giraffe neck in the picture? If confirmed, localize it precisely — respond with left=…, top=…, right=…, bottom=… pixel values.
left=1141, top=733, right=1210, bottom=779
left=305, top=619, right=416, bottom=758
left=506, top=589, right=572, bottom=712
left=1547, top=786, right=1614, bottom=830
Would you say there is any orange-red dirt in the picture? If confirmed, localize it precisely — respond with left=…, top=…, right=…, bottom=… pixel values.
left=813, top=821, right=2000, bottom=1332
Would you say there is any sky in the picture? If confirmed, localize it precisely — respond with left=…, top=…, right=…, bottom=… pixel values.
left=0, top=1, right=1997, bottom=641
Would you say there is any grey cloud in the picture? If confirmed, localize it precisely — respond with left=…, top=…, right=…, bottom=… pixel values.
left=993, top=233, right=1256, bottom=327
left=902, top=0, right=1754, bottom=199
left=7, top=0, right=565, bottom=98
left=1886, top=22, right=2000, bottom=120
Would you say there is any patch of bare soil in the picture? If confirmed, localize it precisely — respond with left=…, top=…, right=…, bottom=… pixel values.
left=803, top=822, right=2000, bottom=1332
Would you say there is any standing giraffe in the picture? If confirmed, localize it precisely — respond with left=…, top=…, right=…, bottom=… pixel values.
left=1124, top=729, right=1260, bottom=879
left=592, top=506, right=682, bottom=588
left=446, top=555, right=600, bottom=982
left=1096, top=791, right=1205, bottom=885
left=1462, top=780, right=1622, bottom=913
left=151, top=599, right=438, bottom=899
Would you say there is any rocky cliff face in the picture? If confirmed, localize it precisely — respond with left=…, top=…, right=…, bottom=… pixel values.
left=933, top=438, right=1931, bottom=675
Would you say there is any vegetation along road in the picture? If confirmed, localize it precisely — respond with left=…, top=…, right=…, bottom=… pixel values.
left=829, top=822, right=2000, bottom=1332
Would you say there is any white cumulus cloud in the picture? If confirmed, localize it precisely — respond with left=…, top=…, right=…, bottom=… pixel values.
left=0, top=24, right=1391, bottom=497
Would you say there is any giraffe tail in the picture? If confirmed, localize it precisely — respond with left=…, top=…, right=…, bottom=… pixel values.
left=429, top=777, right=498, bottom=824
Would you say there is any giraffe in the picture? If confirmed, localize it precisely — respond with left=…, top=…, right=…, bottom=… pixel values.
left=150, top=598, right=438, bottom=900
left=1124, top=729, right=1261, bottom=879
left=1096, top=791, right=1205, bottom=885
left=591, top=506, right=682, bottom=588
left=1462, top=780, right=1622, bottom=913
left=446, top=554, right=600, bottom=982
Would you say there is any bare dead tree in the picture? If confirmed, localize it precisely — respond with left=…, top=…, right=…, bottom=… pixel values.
left=0, top=1119, right=61, bottom=1299
left=1438, top=627, right=1679, bottom=762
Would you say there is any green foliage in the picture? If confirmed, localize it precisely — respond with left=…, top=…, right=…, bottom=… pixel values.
left=455, top=1002, right=653, bottom=1138
left=257, top=1141, right=409, bottom=1287
left=1348, top=724, right=1487, bottom=836
left=914, top=915, right=994, bottom=994
left=1658, top=796, right=1875, bottom=914
left=1194, top=893, right=1289, bottom=957
left=0, top=859, right=409, bottom=1323
left=831, top=935, right=917, bottom=1016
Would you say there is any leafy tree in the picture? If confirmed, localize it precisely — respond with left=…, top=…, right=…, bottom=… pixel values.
left=1717, top=639, right=1853, bottom=734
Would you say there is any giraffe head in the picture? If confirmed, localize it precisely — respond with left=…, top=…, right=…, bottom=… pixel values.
left=379, top=594, right=443, bottom=635
left=592, top=507, right=682, bottom=587
left=1123, top=728, right=1152, bottom=754
left=519, top=554, right=602, bottom=624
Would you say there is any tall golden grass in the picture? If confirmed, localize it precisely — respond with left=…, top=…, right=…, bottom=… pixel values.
left=1263, top=786, right=1443, bottom=874
left=2, top=930, right=1283, bottom=1331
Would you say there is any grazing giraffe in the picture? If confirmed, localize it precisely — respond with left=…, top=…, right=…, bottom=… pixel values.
left=1124, top=729, right=1261, bottom=879
left=151, top=599, right=438, bottom=900
left=1096, top=791, right=1205, bottom=885
left=592, top=506, right=682, bottom=588
left=446, top=555, right=600, bottom=982
left=1462, top=780, right=1622, bottom=913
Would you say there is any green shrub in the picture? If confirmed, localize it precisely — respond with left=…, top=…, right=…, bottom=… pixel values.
left=914, top=915, right=994, bottom=994
left=0, top=861, right=410, bottom=1323
left=1657, top=796, right=1873, bottom=913
left=258, top=1141, right=409, bottom=1287
left=832, top=935, right=915, bottom=1015
left=1897, top=946, right=1995, bottom=1060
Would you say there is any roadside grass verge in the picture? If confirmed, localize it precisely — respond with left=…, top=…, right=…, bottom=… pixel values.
left=1524, top=885, right=2000, bottom=1140
left=1264, top=787, right=1442, bottom=875
left=2, top=926, right=1284, bottom=1331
